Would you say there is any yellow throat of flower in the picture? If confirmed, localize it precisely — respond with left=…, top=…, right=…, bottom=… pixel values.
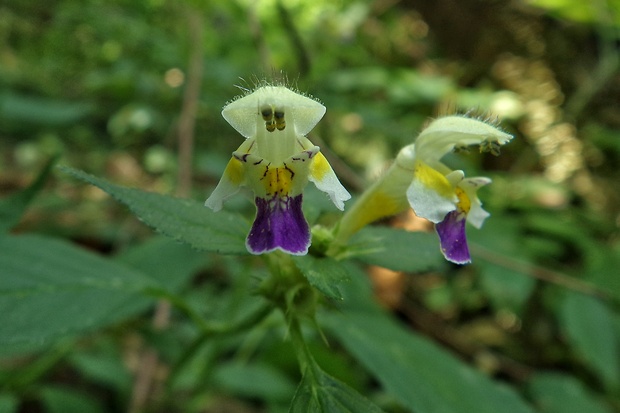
left=455, top=187, right=471, bottom=215
left=414, top=161, right=454, bottom=199
left=261, top=164, right=295, bottom=198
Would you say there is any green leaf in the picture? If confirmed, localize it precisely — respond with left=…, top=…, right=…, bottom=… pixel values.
left=0, top=92, right=94, bottom=127
left=289, top=360, right=384, bottom=413
left=526, top=0, right=620, bottom=26
left=69, top=351, right=133, bottom=392
left=114, top=235, right=209, bottom=292
left=589, top=250, right=620, bottom=302
left=469, top=217, right=536, bottom=314
left=60, top=166, right=249, bottom=254
left=0, top=394, right=18, bottom=413
left=560, top=291, right=620, bottom=388
left=213, top=361, right=296, bottom=401
left=0, top=156, right=57, bottom=232
left=478, top=262, right=535, bottom=314
left=0, top=234, right=159, bottom=351
left=323, top=310, right=535, bottom=413
left=528, top=373, right=614, bottom=413
left=346, top=227, right=444, bottom=272
left=294, top=255, right=350, bottom=300
left=40, top=386, right=104, bottom=413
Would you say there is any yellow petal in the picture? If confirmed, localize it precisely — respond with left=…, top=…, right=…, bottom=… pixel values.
left=204, top=156, right=245, bottom=212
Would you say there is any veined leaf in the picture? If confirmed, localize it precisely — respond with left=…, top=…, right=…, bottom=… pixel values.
left=346, top=227, right=444, bottom=272
left=114, top=235, right=209, bottom=293
left=469, top=217, right=536, bottom=314
left=323, top=309, right=535, bottom=413
left=0, top=156, right=57, bottom=232
left=528, top=373, right=614, bottom=413
left=0, top=234, right=159, bottom=351
left=324, top=226, right=601, bottom=413
left=213, top=361, right=296, bottom=402
left=289, top=358, right=384, bottom=413
left=60, top=166, right=249, bottom=255
left=560, top=291, right=620, bottom=389
left=294, top=255, right=350, bottom=300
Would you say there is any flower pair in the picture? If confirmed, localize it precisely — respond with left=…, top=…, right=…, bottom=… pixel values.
left=206, top=85, right=513, bottom=263
left=205, top=86, right=350, bottom=255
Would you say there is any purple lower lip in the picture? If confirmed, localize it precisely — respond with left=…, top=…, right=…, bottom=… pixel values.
left=435, top=210, right=471, bottom=264
left=246, top=194, right=310, bottom=255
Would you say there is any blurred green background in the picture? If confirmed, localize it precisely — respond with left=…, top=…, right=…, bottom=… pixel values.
left=1, top=0, right=620, bottom=412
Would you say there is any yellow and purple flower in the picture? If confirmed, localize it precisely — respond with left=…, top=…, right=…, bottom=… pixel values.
left=334, top=115, right=513, bottom=264
left=205, top=85, right=350, bottom=255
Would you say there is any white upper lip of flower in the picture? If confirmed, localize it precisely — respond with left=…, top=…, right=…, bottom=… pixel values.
left=222, top=86, right=326, bottom=139
left=397, top=115, right=513, bottom=170
left=220, top=86, right=327, bottom=166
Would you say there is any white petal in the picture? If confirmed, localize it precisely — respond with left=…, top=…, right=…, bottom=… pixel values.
left=204, top=157, right=244, bottom=212
left=459, top=177, right=492, bottom=228
left=468, top=203, right=490, bottom=229
left=445, top=170, right=465, bottom=186
left=462, top=176, right=492, bottom=188
left=406, top=161, right=458, bottom=223
left=204, top=175, right=241, bottom=212
left=308, top=152, right=351, bottom=210
left=407, top=176, right=457, bottom=223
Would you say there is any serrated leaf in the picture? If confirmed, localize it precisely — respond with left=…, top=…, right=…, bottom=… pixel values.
left=347, top=227, right=444, bottom=272
left=0, top=234, right=159, bottom=351
left=289, top=361, right=384, bottom=413
left=294, top=255, right=350, bottom=300
left=528, top=373, right=614, bottom=413
left=0, top=156, right=56, bottom=232
left=60, top=166, right=249, bottom=254
left=560, top=291, right=620, bottom=388
left=324, top=310, right=535, bottom=413
left=114, top=235, right=208, bottom=292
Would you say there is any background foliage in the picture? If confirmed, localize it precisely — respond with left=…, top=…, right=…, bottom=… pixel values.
left=1, top=0, right=620, bottom=412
